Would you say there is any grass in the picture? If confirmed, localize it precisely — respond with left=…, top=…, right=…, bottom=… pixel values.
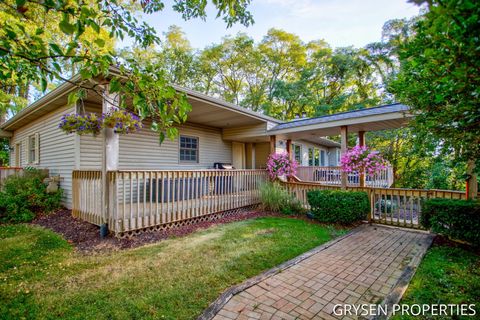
left=0, top=217, right=346, bottom=320
left=393, top=245, right=480, bottom=319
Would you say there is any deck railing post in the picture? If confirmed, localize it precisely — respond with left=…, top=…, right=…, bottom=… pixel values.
left=101, top=84, right=120, bottom=236
left=340, top=126, right=348, bottom=189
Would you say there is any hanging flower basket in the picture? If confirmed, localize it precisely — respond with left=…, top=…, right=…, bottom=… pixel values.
left=59, top=110, right=143, bottom=136
left=102, top=110, right=143, bottom=134
left=340, top=145, right=389, bottom=175
left=58, top=113, right=102, bottom=136
left=266, top=152, right=298, bottom=180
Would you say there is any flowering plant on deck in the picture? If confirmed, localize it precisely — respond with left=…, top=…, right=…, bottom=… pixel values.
left=266, top=152, right=298, bottom=180
left=102, top=110, right=143, bottom=134
left=340, top=145, right=389, bottom=175
left=58, top=113, right=102, bottom=136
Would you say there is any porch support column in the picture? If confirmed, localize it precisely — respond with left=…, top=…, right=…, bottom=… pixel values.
left=270, top=135, right=276, bottom=154
left=358, top=131, right=366, bottom=187
left=340, top=126, right=348, bottom=189
left=466, top=160, right=478, bottom=200
left=101, top=84, right=119, bottom=233
left=286, top=139, right=292, bottom=160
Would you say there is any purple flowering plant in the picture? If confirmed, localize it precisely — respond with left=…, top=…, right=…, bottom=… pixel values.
left=103, top=110, right=143, bottom=134
left=266, top=152, right=298, bottom=180
left=340, top=145, right=389, bottom=175
left=59, top=110, right=143, bottom=135
left=58, top=113, right=103, bottom=136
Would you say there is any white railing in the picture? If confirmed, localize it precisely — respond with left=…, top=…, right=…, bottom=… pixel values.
left=295, top=166, right=394, bottom=188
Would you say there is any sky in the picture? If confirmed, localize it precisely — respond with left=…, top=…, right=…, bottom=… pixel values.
left=123, top=0, right=422, bottom=50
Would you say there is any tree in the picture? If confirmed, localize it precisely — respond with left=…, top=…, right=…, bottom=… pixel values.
left=0, top=0, right=254, bottom=141
left=199, top=34, right=254, bottom=104
left=259, top=29, right=306, bottom=102
left=389, top=0, right=480, bottom=170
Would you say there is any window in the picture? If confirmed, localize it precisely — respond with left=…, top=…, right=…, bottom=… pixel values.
left=27, top=133, right=39, bottom=164
left=314, top=149, right=320, bottom=166
left=292, top=144, right=302, bottom=163
left=320, top=150, right=326, bottom=166
left=336, top=149, right=341, bottom=165
left=308, top=148, right=314, bottom=166
left=179, top=136, right=198, bottom=162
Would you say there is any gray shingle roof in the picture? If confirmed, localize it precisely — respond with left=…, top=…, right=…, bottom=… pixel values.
left=268, top=103, right=410, bottom=132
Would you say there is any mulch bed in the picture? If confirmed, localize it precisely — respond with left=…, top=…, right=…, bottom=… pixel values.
left=431, top=234, right=480, bottom=255
left=32, top=209, right=278, bottom=253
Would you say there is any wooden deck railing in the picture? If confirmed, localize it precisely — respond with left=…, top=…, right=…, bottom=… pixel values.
left=73, top=169, right=269, bottom=235
left=0, top=167, right=23, bottom=190
left=282, top=181, right=467, bottom=229
left=72, top=171, right=103, bottom=225
left=296, top=166, right=394, bottom=188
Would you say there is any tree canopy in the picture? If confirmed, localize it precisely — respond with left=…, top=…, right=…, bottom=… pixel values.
left=1, top=0, right=478, bottom=188
left=0, top=0, right=254, bottom=141
left=390, top=0, right=480, bottom=168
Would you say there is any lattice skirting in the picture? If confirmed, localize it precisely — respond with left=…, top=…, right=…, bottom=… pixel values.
left=114, top=204, right=261, bottom=238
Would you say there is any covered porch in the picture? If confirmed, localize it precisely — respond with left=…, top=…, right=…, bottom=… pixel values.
left=267, top=104, right=412, bottom=188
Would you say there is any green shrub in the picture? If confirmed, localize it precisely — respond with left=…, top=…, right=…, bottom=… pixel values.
left=0, top=168, right=63, bottom=223
left=260, top=182, right=304, bottom=215
left=422, top=198, right=480, bottom=246
left=307, top=189, right=369, bottom=224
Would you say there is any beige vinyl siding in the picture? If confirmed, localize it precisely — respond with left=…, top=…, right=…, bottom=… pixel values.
left=9, top=104, right=76, bottom=207
left=255, top=142, right=270, bottom=169
left=79, top=104, right=103, bottom=169
left=222, top=123, right=268, bottom=141
left=118, top=123, right=232, bottom=170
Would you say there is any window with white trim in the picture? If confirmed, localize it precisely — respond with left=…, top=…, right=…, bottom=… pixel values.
left=292, top=144, right=301, bottom=163
left=308, top=148, right=314, bottom=166
left=179, top=135, right=198, bottom=163
left=320, top=150, right=326, bottom=166
left=27, top=133, right=39, bottom=164
left=314, top=148, right=320, bottom=166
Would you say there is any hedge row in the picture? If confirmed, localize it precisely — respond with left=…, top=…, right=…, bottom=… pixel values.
left=422, top=198, right=480, bottom=247
left=307, top=189, right=369, bottom=224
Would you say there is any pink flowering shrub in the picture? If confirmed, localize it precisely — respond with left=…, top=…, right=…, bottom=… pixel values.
left=266, top=152, right=298, bottom=180
left=340, top=145, right=389, bottom=175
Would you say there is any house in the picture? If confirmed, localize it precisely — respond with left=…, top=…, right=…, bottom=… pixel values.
left=0, top=76, right=342, bottom=207
left=0, top=73, right=410, bottom=235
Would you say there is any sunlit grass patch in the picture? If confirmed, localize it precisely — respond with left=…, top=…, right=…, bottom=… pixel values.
left=0, top=216, right=341, bottom=320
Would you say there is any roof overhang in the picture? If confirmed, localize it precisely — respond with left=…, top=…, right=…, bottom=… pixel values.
left=0, top=129, right=13, bottom=138
left=0, top=67, right=282, bottom=132
left=268, top=104, right=412, bottom=138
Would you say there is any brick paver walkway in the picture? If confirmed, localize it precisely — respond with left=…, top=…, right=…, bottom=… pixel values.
left=209, top=225, right=433, bottom=320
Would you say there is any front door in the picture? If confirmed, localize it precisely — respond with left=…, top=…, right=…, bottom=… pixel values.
left=232, top=142, right=245, bottom=169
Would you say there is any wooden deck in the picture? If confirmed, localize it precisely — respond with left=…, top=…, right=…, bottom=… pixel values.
left=73, top=169, right=268, bottom=235
left=72, top=169, right=469, bottom=234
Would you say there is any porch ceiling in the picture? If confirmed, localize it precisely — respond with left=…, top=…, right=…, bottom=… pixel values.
left=186, top=98, right=266, bottom=128
left=82, top=94, right=270, bottom=128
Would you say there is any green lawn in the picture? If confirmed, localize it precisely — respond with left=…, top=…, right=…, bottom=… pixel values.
left=393, top=245, right=480, bottom=320
left=0, top=217, right=344, bottom=320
